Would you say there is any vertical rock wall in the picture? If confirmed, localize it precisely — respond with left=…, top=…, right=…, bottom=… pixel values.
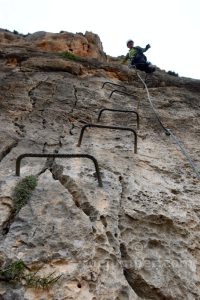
left=0, top=34, right=200, bottom=299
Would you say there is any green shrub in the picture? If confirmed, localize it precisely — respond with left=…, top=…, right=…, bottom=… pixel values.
left=167, top=70, right=179, bottom=77
left=62, top=51, right=79, bottom=61
left=13, top=175, right=37, bottom=212
left=13, top=30, right=19, bottom=35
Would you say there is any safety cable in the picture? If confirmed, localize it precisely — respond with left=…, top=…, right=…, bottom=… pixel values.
left=134, top=68, right=200, bottom=180
left=167, top=129, right=200, bottom=180
left=136, top=71, right=170, bottom=135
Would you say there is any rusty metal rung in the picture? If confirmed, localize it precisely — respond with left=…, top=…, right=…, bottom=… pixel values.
left=109, top=89, right=135, bottom=99
left=97, top=108, right=139, bottom=129
left=15, top=153, right=103, bottom=187
left=77, top=123, right=137, bottom=153
left=102, top=81, right=126, bottom=90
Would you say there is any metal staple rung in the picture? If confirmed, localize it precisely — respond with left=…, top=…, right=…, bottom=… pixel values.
left=77, top=123, right=137, bottom=153
left=15, top=153, right=103, bottom=187
left=97, top=108, right=139, bottom=129
left=102, top=81, right=126, bottom=90
left=109, top=89, right=135, bottom=99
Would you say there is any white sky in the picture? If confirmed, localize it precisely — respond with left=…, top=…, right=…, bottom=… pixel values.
left=0, top=0, right=200, bottom=79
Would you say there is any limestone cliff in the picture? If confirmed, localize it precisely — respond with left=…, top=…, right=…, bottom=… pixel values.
left=0, top=29, right=106, bottom=61
left=0, top=29, right=200, bottom=300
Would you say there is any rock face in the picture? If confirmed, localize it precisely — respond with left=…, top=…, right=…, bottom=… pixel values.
left=0, top=30, right=200, bottom=300
left=0, top=29, right=107, bottom=61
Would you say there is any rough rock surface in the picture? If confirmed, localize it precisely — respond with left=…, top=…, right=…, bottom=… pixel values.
left=0, top=29, right=106, bottom=61
left=0, top=30, right=200, bottom=300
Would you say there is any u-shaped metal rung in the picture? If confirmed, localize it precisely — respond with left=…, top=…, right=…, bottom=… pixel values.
left=97, top=108, right=139, bottom=129
left=15, top=153, right=103, bottom=187
left=109, top=89, right=135, bottom=99
left=77, top=124, right=137, bottom=153
left=102, top=81, right=126, bottom=90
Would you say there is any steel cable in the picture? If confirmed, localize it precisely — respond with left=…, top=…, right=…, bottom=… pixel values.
left=134, top=68, right=200, bottom=180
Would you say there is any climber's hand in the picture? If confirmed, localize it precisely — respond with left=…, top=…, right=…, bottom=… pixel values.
left=145, top=44, right=151, bottom=50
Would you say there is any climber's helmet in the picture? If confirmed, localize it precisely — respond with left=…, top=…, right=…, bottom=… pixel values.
left=126, top=40, right=134, bottom=47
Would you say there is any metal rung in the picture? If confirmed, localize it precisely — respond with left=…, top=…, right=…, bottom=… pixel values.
left=97, top=108, right=139, bottom=129
left=77, top=124, right=137, bottom=153
left=102, top=81, right=126, bottom=90
left=15, top=153, right=103, bottom=187
left=109, top=89, right=135, bottom=99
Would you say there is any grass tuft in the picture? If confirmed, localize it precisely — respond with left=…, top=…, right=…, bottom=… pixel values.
left=0, top=260, right=62, bottom=289
left=25, top=271, right=62, bottom=289
left=13, top=175, right=37, bottom=212
left=0, top=260, right=25, bottom=280
left=62, top=51, right=79, bottom=61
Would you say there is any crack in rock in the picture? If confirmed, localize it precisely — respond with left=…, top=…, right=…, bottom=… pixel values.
left=50, top=163, right=99, bottom=222
left=119, top=242, right=172, bottom=299
left=123, top=267, right=173, bottom=300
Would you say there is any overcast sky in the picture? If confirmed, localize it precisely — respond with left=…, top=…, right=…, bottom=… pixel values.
left=0, top=0, right=200, bottom=79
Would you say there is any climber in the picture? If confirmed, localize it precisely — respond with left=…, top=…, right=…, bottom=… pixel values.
left=122, top=39, right=155, bottom=73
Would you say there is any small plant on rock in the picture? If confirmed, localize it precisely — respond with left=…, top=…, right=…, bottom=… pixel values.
left=0, top=260, right=25, bottom=281
left=13, top=30, right=19, bottom=35
left=167, top=70, right=179, bottom=77
left=25, top=271, right=62, bottom=289
left=13, top=175, right=37, bottom=213
left=0, top=260, right=62, bottom=289
left=62, top=51, right=79, bottom=61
